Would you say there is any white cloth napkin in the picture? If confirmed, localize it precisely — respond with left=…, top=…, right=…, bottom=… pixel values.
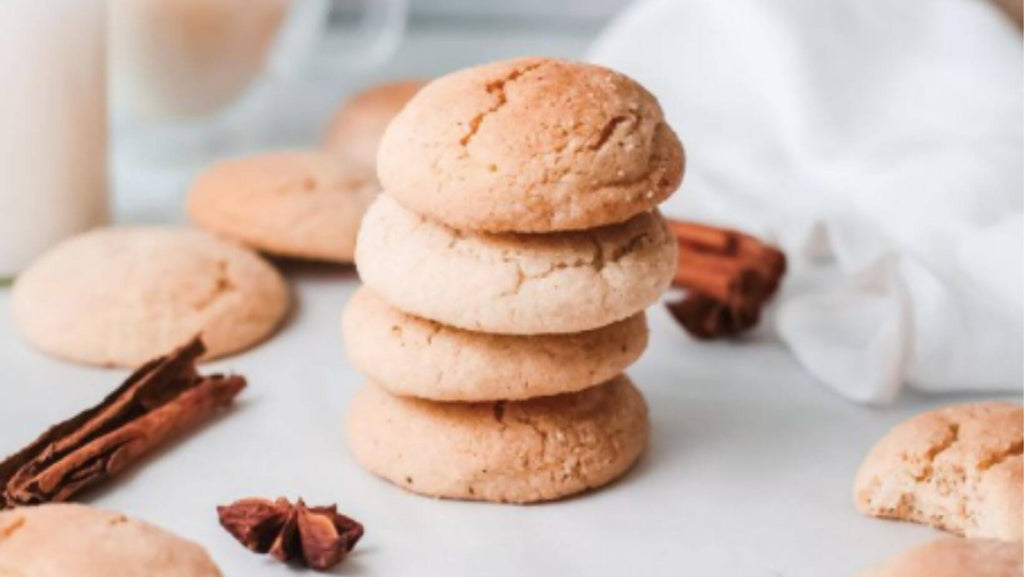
left=589, top=0, right=1023, bottom=403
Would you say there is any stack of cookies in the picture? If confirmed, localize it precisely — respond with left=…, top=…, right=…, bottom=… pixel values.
left=343, top=57, right=684, bottom=503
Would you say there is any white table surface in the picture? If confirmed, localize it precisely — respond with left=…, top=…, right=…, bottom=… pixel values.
left=2, top=19, right=1017, bottom=577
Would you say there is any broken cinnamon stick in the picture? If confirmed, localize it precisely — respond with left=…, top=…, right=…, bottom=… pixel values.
left=735, top=235, right=786, bottom=294
left=673, top=246, right=767, bottom=307
left=665, top=218, right=786, bottom=339
left=666, top=219, right=739, bottom=253
left=670, top=220, right=785, bottom=293
left=0, top=337, right=245, bottom=509
left=666, top=294, right=760, bottom=340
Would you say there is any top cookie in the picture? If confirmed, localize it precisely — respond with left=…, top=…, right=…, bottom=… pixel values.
left=854, top=402, right=1023, bottom=541
left=377, top=57, right=684, bottom=233
left=0, top=504, right=222, bottom=577
left=324, top=80, right=425, bottom=172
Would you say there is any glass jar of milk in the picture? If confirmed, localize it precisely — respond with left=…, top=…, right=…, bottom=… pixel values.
left=0, top=1, right=109, bottom=282
left=108, top=0, right=406, bottom=221
left=111, top=0, right=407, bottom=120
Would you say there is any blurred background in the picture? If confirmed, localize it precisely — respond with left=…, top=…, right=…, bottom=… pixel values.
left=109, top=0, right=636, bottom=222
left=3, top=0, right=1021, bottom=404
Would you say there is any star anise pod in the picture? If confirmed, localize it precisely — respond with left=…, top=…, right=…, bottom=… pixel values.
left=217, top=497, right=363, bottom=571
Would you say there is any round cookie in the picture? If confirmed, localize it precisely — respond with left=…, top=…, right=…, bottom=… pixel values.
left=342, top=286, right=648, bottom=401
left=12, top=226, right=289, bottom=367
left=377, top=57, right=685, bottom=233
left=346, top=375, right=649, bottom=503
left=324, top=80, right=425, bottom=172
left=187, top=150, right=377, bottom=263
left=854, top=402, right=1023, bottom=541
left=859, top=538, right=1023, bottom=577
left=0, top=504, right=222, bottom=576
left=355, top=195, right=677, bottom=335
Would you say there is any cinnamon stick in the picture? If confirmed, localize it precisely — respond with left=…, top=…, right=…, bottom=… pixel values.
left=736, top=235, right=786, bottom=293
left=665, top=218, right=786, bottom=339
left=666, top=219, right=738, bottom=254
left=673, top=246, right=767, bottom=307
left=666, top=294, right=760, bottom=340
left=670, top=220, right=785, bottom=291
left=0, top=337, right=245, bottom=509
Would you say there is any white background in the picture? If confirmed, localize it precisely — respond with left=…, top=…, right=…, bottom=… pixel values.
left=2, top=11, right=1017, bottom=577
left=1, top=269, right=1003, bottom=575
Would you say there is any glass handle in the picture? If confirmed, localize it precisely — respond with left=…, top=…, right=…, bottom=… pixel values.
left=267, top=0, right=408, bottom=79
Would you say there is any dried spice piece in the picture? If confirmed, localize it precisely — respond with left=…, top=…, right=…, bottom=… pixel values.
left=666, top=219, right=786, bottom=339
left=666, top=293, right=760, bottom=339
left=0, top=337, right=245, bottom=509
left=218, top=497, right=363, bottom=571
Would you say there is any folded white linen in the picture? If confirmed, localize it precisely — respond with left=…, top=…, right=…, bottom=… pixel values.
left=589, top=0, right=1023, bottom=403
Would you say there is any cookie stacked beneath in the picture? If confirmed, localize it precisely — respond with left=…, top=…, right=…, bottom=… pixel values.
left=343, top=57, right=684, bottom=503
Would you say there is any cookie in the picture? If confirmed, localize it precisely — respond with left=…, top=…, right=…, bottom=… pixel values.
left=355, top=195, right=677, bottom=335
left=187, top=151, right=377, bottom=263
left=377, top=57, right=684, bottom=233
left=342, top=286, right=647, bottom=401
left=854, top=402, right=1023, bottom=541
left=346, top=375, right=649, bottom=503
left=859, top=537, right=1023, bottom=577
left=0, top=504, right=222, bottom=576
left=12, top=226, right=289, bottom=367
left=324, top=80, right=425, bottom=172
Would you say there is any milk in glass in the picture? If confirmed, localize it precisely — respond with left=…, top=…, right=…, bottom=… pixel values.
left=0, top=0, right=108, bottom=280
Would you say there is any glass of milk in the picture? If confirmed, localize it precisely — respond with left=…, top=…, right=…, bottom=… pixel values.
left=0, top=1, right=109, bottom=281
left=109, top=0, right=407, bottom=219
left=110, top=0, right=407, bottom=120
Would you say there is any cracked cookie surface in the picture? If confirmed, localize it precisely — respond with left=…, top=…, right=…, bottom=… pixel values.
left=355, top=195, right=677, bottom=334
left=342, top=286, right=647, bottom=401
left=0, top=504, right=222, bottom=576
left=854, top=402, right=1023, bottom=541
left=346, top=375, right=649, bottom=503
left=859, top=537, right=1023, bottom=577
left=377, top=57, right=684, bottom=233
left=12, top=226, right=288, bottom=367
left=187, top=150, right=378, bottom=263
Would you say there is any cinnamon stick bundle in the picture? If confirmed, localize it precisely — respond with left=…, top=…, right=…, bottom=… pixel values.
left=0, top=337, right=245, bottom=509
left=666, top=219, right=786, bottom=339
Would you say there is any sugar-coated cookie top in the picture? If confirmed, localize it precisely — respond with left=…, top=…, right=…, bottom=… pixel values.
left=343, top=286, right=648, bottom=401
left=188, top=150, right=377, bottom=262
left=347, top=376, right=649, bottom=503
left=854, top=402, right=1023, bottom=541
left=12, top=226, right=289, bottom=367
left=355, top=195, right=677, bottom=335
left=324, top=80, right=426, bottom=171
left=0, top=504, right=222, bottom=576
left=859, top=537, right=1022, bottom=577
left=377, top=57, right=684, bottom=233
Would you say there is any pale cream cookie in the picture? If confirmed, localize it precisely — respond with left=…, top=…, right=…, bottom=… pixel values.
left=324, top=80, right=425, bottom=172
left=12, top=226, right=289, bottom=367
left=377, top=57, right=684, bottom=233
left=0, top=504, right=222, bottom=577
left=187, top=150, right=377, bottom=263
left=355, top=195, right=677, bottom=335
left=346, top=375, right=650, bottom=503
left=859, top=537, right=1023, bottom=577
left=342, top=286, right=648, bottom=401
left=854, top=402, right=1023, bottom=541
